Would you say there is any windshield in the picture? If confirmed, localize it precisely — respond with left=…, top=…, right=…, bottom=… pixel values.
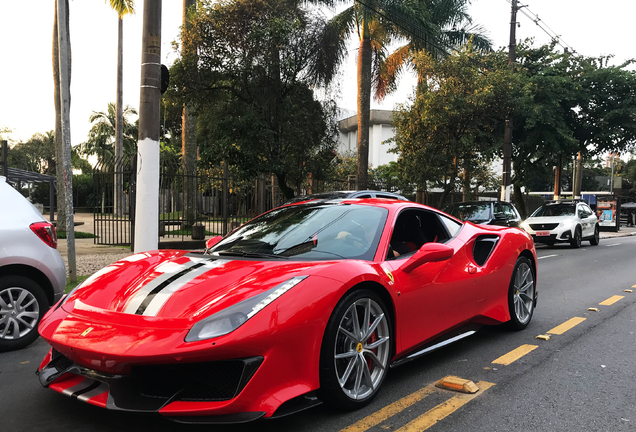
left=531, top=204, right=575, bottom=217
left=211, top=203, right=388, bottom=261
left=445, top=203, right=491, bottom=222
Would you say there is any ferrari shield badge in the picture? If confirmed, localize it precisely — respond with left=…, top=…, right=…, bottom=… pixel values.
left=80, top=327, right=94, bottom=337
left=383, top=268, right=394, bottom=283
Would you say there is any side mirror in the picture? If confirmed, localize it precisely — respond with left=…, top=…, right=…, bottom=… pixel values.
left=205, top=236, right=223, bottom=250
left=402, top=243, right=454, bottom=273
left=493, top=213, right=507, bottom=221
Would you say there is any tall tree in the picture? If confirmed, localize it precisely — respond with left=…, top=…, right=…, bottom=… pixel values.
left=181, top=0, right=197, bottom=228
left=321, top=0, right=490, bottom=190
left=175, top=0, right=340, bottom=199
left=107, top=0, right=135, bottom=216
left=52, top=0, right=71, bottom=230
left=392, top=44, right=526, bottom=207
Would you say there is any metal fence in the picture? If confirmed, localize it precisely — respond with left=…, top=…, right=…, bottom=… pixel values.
left=93, top=155, right=136, bottom=247
left=93, top=158, right=428, bottom=248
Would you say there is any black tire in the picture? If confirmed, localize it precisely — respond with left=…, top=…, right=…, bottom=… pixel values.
left=507, top=257, right=536, bottom=331
left=569, top=226, right=582, bottom=248
left=0, top=275, right=48, bottom=352
left=318, top=289, right=392, bottom=411
left=589, top=224, right=600, bottom=246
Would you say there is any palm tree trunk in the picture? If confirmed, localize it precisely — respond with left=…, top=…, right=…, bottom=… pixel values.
left=53, top=0, right=70, bottom=231
left=115, top=16, right=124, bottom=217
left=182, top=0, right=197, bottom=229
left=357, top=18, right=371, bottom=191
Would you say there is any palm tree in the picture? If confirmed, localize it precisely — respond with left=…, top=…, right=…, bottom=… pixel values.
left=81, top=102, right=138, bottom=159
left=182, top=0, right=197, bottom=229
left=376, top=0, right=491, bottom=100
left=52, top=0, right=71, bottom=230
left=107, top=0, right=135, bottom=216
left=321, top=0, right=490, bottom=190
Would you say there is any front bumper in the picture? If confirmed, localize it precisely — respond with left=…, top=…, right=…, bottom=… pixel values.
left=37, top=348, right=265, bottom=422
left=527, top=228, right=573, bottom=244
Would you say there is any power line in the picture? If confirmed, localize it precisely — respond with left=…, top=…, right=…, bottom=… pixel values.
left=506, top=0, right=577, bottom=54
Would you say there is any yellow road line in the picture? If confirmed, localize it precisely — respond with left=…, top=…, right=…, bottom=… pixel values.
left=492, top=344, right=538, bottom=365
left=599, top=295, right=624, bottom=306
left=547, top=317, right=586, bottom=335
left=632, top=284, right=636, bottom=288
left=394, top=381, right=495, bottom=432
left=340, top=384, right=437, bottom=432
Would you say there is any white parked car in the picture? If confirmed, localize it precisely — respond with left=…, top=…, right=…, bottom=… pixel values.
left=520, top=201, right=599, bottom=248
left=0, top=177, right=66, bottom=351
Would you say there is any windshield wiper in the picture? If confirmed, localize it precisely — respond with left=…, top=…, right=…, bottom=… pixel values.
left=215, top=250, right=289, bottom=260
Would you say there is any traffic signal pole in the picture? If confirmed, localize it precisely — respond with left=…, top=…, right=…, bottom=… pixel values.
left=501, top=0, right=518, bottom=202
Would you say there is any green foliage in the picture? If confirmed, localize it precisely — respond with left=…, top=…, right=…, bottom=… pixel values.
left=393, top=43, right=526, bottom=203
left=8, top=131, right=57, bottom=175
left=513, top=42, right=636, bottom=190
left=174, top=0, right=340, bottom=199
left=80, top=102, right=138, bottom=158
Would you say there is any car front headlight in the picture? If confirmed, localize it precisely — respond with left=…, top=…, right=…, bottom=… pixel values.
left=185, top=276, right=308, bottom=342
left=520, top=221, right=530, bottom=232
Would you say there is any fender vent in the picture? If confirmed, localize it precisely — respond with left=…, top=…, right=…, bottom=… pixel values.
left=473, top=235, right=499, bottom=266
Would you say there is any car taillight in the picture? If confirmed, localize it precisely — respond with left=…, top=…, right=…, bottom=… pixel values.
left=30, top=222, right=58, bottom=249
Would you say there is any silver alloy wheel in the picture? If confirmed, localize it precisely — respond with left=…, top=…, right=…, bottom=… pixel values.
left=334, top=298, right=390, bottom=400
left=0, top=287, right=40, bottom=340
left=513, top=262, right=534, bottom=325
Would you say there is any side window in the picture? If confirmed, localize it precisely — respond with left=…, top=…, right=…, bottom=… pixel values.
left=388, top=209, right=454, bottom=259
left=494, top=202, right=504, bottom=216
left=356, top=194, right=372, bottom=199
left=376, top=193, right=396, bottom=200
left=440, top=214, right=462, bottom=238
left=582, top=204, right=593, bottom=217
left=503, top=203, right=517, bottom=219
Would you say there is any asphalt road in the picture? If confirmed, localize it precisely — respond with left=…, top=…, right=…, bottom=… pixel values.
left=2, top=237, right=635, bottom=432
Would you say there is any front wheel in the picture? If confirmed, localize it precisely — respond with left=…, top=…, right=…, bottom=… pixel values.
left=570, top=227, right=582, bottom=248
left=318, top=289, right=392, bottom=410
left=0, top=276, right=48, bottom=352
left=589, top=225, right=600, bottom=246
left=507, top=257, right=536, bottom=330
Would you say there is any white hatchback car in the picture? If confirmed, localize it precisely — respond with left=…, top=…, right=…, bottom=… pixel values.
left=0, top=177, right=66, bottom=351
left=520, top=201, right=599, bottom=248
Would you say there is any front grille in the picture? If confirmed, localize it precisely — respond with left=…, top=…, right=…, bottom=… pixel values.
left=529, top=223, right=559, bottom=230
left=131, top=358, right=261, bottom=402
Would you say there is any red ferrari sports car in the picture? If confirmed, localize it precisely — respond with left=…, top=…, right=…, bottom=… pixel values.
left=37, top=199, right=537, bottom=423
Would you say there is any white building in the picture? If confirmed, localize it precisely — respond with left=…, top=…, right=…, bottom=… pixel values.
left=337, top=110, right=398, bottom=167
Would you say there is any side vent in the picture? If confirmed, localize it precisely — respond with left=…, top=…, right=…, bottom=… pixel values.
left=473, top=235, right=499, bottom=266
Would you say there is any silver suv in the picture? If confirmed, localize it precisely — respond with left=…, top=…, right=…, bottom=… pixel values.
left=520, top=201, right=599, bottom=248
left=0, top=177, right=66, bottom=351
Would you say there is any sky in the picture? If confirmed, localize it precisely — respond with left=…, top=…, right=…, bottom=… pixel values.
left=0, top=0, right=635, bottom=148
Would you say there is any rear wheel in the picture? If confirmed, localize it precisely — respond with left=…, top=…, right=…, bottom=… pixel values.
left=318, top=289, right=391, bottom=410
left=589, top=225, right=600, bottom=246
left=507, top=257, right=535, bottom=330
left=570, top=227, right=582, bottom=248
left=0, top=276, right=48, bottom=352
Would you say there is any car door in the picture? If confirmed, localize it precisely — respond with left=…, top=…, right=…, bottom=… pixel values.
left=577, top=204, right=591, bottom=237
left=383, top=209, right=481, bottom=351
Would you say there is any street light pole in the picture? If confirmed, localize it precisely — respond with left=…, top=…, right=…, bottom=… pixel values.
left=134, top=0, right=162, bottom=253
left=501, top=0, right=518, bottom=203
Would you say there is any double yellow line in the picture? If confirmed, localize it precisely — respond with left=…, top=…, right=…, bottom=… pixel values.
left=341, top=381, right=495, bottom=432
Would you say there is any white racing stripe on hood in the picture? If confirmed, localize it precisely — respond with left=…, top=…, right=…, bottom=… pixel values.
left=123, top=257, right=207, bottom=314
left=141, top=259, right=229, bottom=316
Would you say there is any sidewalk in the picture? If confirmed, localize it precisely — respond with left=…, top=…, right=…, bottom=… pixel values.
left=599, top=225, right=636, bottom=239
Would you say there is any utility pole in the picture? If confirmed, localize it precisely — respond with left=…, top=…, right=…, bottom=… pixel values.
left=56, top=0, right=77, bottom=282
left=501, top=0, right=519, bottom=202
left=134, top=0, right=162, bottom=253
